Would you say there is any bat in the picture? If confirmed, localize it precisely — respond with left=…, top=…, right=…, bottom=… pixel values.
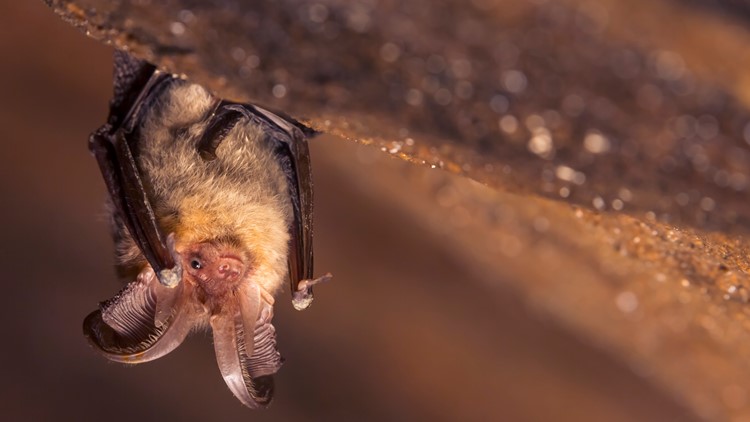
left=83, top=50, right=331, bottom=408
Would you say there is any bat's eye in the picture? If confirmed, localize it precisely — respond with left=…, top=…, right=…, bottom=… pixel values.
left=190, top=259, right=203, bottom=270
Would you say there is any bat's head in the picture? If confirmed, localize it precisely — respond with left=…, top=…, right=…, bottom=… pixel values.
left=182, top=241, right=249, bottom=298
left=84, top=234, right=282, bottom=409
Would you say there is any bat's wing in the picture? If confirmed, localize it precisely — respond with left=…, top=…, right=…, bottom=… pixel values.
left=89, top=51, right=181, bottom=287
left=252, top=106, right=317, bottom=310
left=196, top=102, right=330, bottom=310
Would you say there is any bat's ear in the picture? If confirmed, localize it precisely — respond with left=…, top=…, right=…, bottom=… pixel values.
left=210, top=283, right=283, bottom=408
left=83, top=268, right=193, bottom=363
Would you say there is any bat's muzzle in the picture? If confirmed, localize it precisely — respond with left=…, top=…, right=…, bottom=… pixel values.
left=214, top=255, right=244, bottom=282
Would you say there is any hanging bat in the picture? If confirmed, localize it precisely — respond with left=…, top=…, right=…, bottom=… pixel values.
left=83, top=50, right=331, bottom=408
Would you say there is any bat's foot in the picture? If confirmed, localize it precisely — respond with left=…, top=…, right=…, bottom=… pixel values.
left=292, top=273, right=333, bottom=311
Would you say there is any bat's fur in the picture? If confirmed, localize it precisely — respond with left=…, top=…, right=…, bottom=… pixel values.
left=112, top=82, right=292, bottom=297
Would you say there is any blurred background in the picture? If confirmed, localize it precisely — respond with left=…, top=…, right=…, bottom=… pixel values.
left=5, top=1, right=750, bottom=421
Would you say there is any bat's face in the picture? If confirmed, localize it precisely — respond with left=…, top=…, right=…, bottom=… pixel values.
left=83, top=51, right=328, bottom=409
left=182, top=240, right=250, bottom=301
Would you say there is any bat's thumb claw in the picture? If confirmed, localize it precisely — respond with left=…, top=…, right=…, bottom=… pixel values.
left=157, top=233, right=183, bottom=288
left=158, top=265, right=182, bottom=288
left=291, top=273, right=333, bottom=311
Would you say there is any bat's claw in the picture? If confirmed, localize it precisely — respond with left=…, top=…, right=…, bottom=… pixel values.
left=157, top=233, right=183, bottom=288
left=158, top=267, right=182, bottom=288
left=292, top=273, right=332, bottom=311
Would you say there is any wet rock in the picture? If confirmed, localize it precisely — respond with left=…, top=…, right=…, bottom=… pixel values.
left=46, top=0, right=750, bottom=233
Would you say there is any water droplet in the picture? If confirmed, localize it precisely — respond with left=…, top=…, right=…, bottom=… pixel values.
left=592, top=196, right=605, bottom=210
left=490, top=95, right=509, bottom=113
left=615, top=291, right=639, bottom=313
left=696, top=114, right=719, bottom=140
left=562, top=94, right=585, bottom=117
left=380, top=42, right=401, bottom=63
left=583, top=131, right=611, bottom=154
left=405, top=89, right=423, bottom=106
left=533, top=217, right=550, bottom=232
left=346, top=5, right=372, bottom=32
left=308, top=4, right=329, bottom=23
left=178, top=9, right=195, bottom=24
left=272, top=84, right=287, bottom=98
left=618, top=188, right=633, bottom=202
left=245, top=55, right=260, bottom=69
left=451, top=59, right=472, bottom=79
left=434, top=88, right=452, bottom=106
left=525, top=114, right=545, bottom=130
left=527, top=128, right=554, bottom=158
left=499, top=115, right=518, bottom=133
left=654, top=50, right=685, bottom=81
left=555, top=165, right=586, bottom=185
left=231, top=47, right=246, bottom=62
left=502, top=70, right=527, bottom=94
left=673, top=114, right=696, bottom=138
left=700, top=197, right=716, bottom=212
left=675, top=192, right=689, bottom=206
left=730, top=173, right=748, bottom=191
left=170, top=21, right=185, bottom=36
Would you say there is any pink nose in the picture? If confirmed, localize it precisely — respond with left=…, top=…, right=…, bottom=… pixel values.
left=213, top=257, right=244, bottom=281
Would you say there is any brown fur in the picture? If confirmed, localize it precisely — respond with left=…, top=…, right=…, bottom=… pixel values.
left=112, top=82, right=292, bottom=297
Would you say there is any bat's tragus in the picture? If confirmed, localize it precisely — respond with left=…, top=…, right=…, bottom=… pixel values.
left=83, top=50, right=331, bottom=409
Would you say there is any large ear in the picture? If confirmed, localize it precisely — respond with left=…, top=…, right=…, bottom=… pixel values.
left=83, top=268, right=193, bottom=363
left=210, top=283, right=283, bottom=409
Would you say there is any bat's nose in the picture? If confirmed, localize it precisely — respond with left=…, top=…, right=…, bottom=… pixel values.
left=214, top=256, right=244, bottom=282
